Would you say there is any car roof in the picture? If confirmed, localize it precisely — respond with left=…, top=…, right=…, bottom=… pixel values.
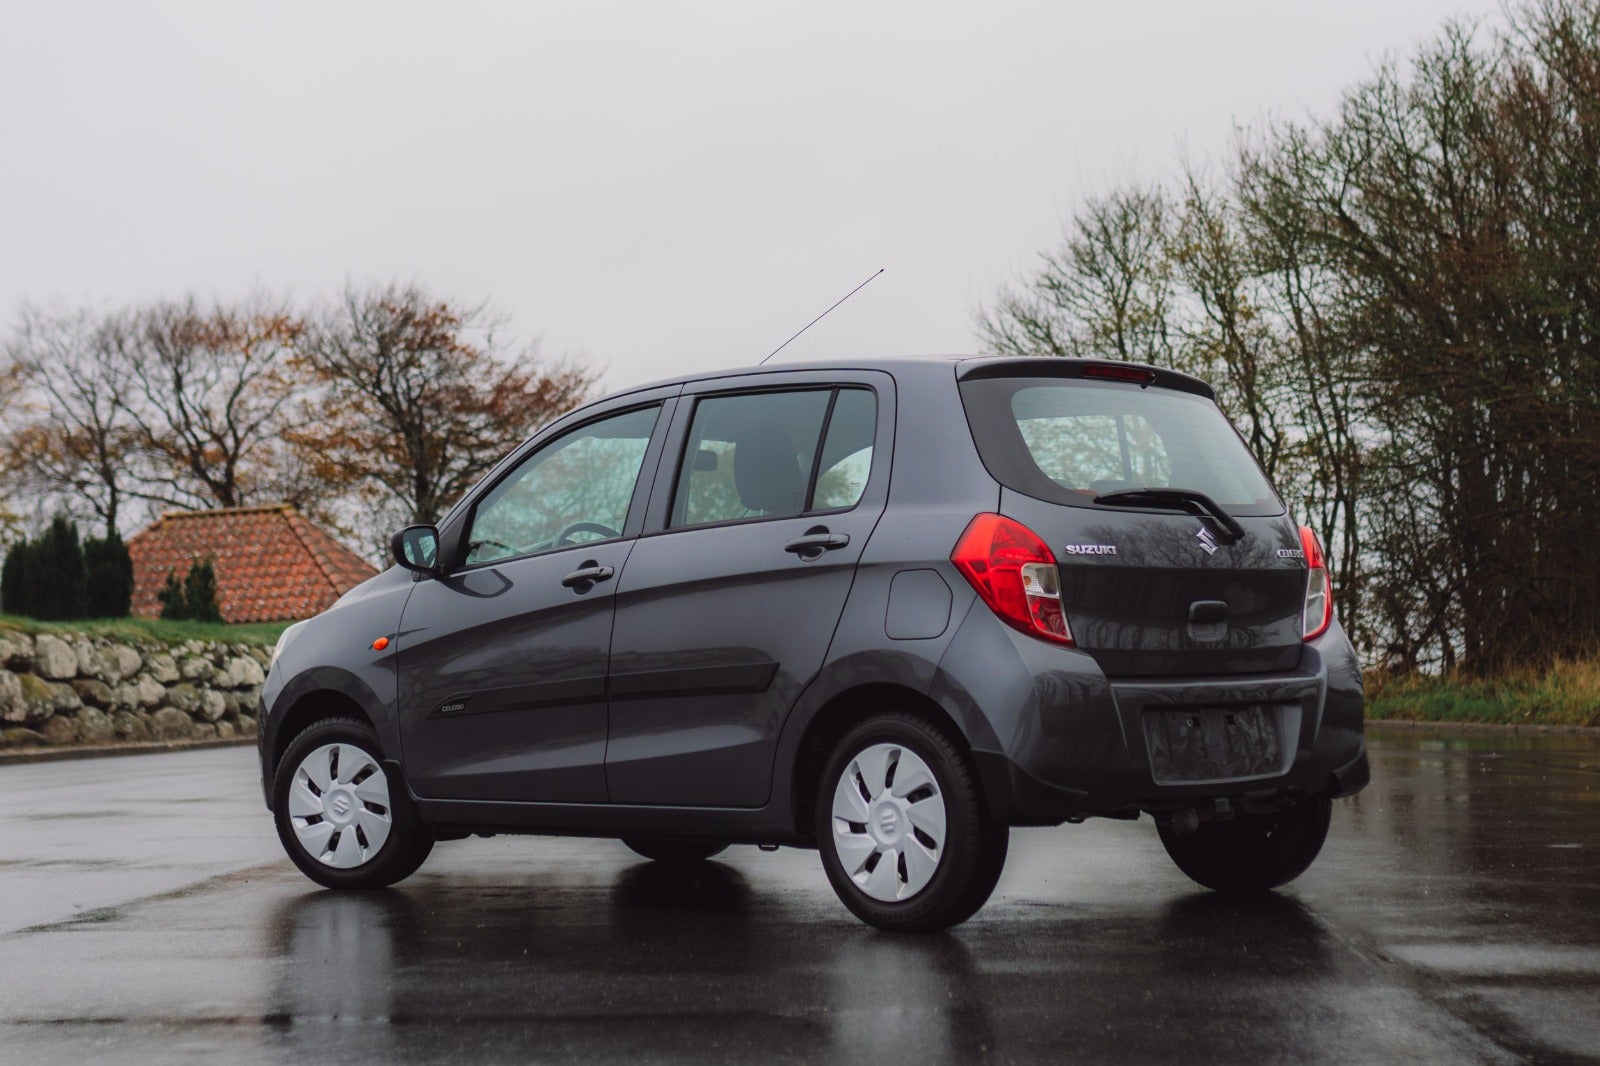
left=606, top=355, right=963, bottom=398
left=602, top=354, right=1214, bottom=402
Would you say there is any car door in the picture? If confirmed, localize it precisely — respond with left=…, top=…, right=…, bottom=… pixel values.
left=605, top=371, right=893, bottom=807
left=396, top=396, right=674, bottom=802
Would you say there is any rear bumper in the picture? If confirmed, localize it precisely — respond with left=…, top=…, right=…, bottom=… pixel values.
left=974, top=736, right=1369, bottom=825
left=938, top=612, right=1369, bottom=825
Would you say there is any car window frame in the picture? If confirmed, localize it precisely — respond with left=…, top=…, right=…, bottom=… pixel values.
left=639, top=370, right=892, bottom=539
left=445, top=398, right=674, bottom=574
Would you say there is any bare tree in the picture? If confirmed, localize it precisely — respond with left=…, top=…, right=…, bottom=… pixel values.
left=1169, top=167, right=1291, bottom=475
left=287, top=284, right=597, bottom=542
left=1234, top=128, right=1371, bottom=642
left=1, top=306, right=141, bottom=534
left=125, top=296, right=304, bottom=511
left=979, top=185, right=1176, bottom=365
left=977, top=3, right=1600, bottom=672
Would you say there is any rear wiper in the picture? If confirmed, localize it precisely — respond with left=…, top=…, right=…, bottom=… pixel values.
left=1091, top=487, right=1246, bottom=544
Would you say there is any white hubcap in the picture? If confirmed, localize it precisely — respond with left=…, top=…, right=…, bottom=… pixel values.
left=289, top=743, right=393, bottom=869
left=831, top=742, right=947, bottom=902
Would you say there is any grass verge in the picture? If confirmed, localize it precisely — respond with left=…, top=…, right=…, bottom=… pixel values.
left=1366, top=657, right=1600, bottom=728
left=0, top=613, right=290, bottom=647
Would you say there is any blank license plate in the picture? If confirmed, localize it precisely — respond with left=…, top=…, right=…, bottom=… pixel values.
left=1143, top=707, right=1285, bottom=784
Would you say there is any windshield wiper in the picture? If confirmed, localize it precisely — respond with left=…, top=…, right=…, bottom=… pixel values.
left=1091, top=487, right=1246, bottom=544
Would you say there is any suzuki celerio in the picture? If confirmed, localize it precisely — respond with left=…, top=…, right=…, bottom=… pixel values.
left=260, top=357, right=1368, bottom=931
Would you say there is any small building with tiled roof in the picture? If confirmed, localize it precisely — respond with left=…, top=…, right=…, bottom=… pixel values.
left=127, top=505, right=377, bottom=623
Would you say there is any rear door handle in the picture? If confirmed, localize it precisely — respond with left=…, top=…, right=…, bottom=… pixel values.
left=560, top=563, right=614, bottom=590
left=784, top=528, right=850, bottom=559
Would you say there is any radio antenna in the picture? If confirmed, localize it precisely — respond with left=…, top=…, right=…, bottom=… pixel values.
left=759, top=268, right=884, bottom=365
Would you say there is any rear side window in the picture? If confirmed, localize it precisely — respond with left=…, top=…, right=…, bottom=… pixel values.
left=671, top=387, right=876, bottom=528
left=812, top=388, right=875, bottom=511
left=959, top=376, right=1283, bottom=516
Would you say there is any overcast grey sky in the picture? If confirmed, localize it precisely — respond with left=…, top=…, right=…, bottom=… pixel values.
left=2, top=1, right=1496, bottom=391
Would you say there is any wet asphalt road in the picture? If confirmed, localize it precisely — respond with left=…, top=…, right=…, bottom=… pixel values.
left=1, top=728, right=1597, bottom=1065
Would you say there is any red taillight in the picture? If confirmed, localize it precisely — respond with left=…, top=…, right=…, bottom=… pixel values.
left=1299, top=525, right=1332, bottom=641
left=951, top=514, right=1072, bottom=645
left=1081, top=362, right=1156, bottom=386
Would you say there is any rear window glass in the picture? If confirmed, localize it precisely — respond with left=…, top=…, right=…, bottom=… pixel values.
left=959, top=376, right=1283, bottom=517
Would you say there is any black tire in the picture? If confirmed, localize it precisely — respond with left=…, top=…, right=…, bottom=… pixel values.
left=273, top=716, right=434, bottom=890
left=1157, top=796, right=1332, bottom=895
left=622, top=839, right=728, bottom=863
left=815, top=713, right=1008, bottom=933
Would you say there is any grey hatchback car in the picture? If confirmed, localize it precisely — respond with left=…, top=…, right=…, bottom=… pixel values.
left=260, top=356, right=1368, bottom=931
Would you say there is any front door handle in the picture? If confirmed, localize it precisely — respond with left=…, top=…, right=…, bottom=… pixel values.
left=784, top=527, right=850, bottom=559
left=560, top=563, right=615, bottom=590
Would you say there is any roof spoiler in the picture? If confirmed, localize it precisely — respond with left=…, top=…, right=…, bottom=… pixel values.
left=956, top=357, right=1215, bottom=400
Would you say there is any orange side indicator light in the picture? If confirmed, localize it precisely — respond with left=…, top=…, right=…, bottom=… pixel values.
left=372, top=636, right=390, bottom=651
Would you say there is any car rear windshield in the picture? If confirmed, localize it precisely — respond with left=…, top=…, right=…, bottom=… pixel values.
left=958, top=376, right=1285, bottom=517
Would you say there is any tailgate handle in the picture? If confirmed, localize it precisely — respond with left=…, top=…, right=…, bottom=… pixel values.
left=1188, top=600, right=1229, bottom=624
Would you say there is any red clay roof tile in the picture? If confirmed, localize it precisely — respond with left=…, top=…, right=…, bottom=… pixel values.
left=127, top=505, right=378, bottom=624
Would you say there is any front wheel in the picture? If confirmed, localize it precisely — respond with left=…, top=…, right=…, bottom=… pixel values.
left=1157, top=797, right=1332, bottom=895
left=816, top=714, right=1008, bottom=932
left=273, top=716, right=434, bottom=890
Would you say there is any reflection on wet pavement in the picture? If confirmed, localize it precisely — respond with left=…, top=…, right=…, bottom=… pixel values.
left=0, top=727, right=1595, bottom=1064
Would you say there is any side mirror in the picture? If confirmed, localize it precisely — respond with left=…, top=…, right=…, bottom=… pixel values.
left=391, top=524, right=440, bottom=575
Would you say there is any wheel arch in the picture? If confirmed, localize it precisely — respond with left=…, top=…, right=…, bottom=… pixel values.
left=269, top=690, right=378, bottom=778
left=263, top=665, right=396, bottom=810
left=785, top=680, right=988, bottom=841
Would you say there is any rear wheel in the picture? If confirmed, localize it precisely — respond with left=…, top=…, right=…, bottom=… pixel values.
left=1157, top=797, right=1332, bottom=895
left=622, top=840, right=728, bottom=863
left=273, top=716, right=434, bottom=890
left=816, top=713, right=1008, bottom=932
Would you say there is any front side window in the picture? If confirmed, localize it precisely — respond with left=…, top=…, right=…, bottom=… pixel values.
left=465, top=405, right=660, bottom=566
left=671, top=387, right=876, bottom=528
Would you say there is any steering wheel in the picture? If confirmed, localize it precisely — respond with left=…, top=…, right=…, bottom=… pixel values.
left=554, top=521, right=621, bottom=546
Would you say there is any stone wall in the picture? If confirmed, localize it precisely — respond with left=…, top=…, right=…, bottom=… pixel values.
left=0, top=631, right=267, bottom=750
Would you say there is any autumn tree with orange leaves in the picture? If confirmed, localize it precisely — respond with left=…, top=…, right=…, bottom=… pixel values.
left=286, top=284, right=596, bottom=534
left=126, top=297, right=306, bottom=512
left=3, top=298, right=310, bottom=533
left=1, top=286, right=596, bottom=556
left=1, top=306, right=140, bottom=536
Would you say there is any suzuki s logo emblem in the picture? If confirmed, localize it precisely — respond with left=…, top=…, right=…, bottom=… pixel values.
left=877, top=807, right=899, bottom=836
left=330, top=794, right=352, bottom=818
left=1195, top=525, right=1220, bottom=556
